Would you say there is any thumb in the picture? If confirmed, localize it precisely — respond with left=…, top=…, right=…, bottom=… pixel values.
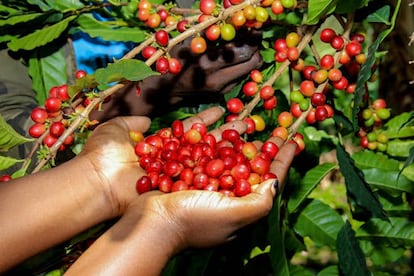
left=111, top=116, right=152, bottom=133
left=252, top=178, right=278, bottom=198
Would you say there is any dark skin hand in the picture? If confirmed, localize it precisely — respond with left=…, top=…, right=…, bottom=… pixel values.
left=66, top=110, right=296, bottom=276
left=90, top=28, right=263, bottom=122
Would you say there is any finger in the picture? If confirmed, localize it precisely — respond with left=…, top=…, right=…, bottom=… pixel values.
left=205, top=52, right=262, bottom=91
left=269, top=142, right=296, bottom=185
left=182, top=106, right=224, bottom=130
left=208, top=120, right=247, bottom=141
left=110, top=116, right=152, bottom=133
left=221, top=179, right=276, bottom=227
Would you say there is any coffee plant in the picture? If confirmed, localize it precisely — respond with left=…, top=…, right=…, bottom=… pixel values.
left=0, top=0, right=413, bottom=274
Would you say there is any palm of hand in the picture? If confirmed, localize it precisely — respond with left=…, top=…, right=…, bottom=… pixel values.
left=80, top=116, right=151, bottom=215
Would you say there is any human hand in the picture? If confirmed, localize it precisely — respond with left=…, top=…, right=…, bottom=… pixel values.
left=127, top=137, right=295, bottom=252
left=89, top=29, right=262, bottom=122
left=80, top=106, right=247, bottom=217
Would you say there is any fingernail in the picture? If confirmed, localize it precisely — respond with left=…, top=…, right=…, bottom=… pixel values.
left=217, top=106, right=226, bottom=113
left=273, top=179, right=279, bottom=193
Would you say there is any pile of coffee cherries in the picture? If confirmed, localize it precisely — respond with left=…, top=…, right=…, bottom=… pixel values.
left=134, top=119, right=279, bottom=196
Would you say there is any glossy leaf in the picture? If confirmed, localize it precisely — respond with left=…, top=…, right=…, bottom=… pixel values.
left=93, top=59, right=158, bottom=85
left=293, top=199, right=344, bottom=248
left=288, top=162, right=337, bottom=213
left=0, top=13, right=43, bottom=26
left=27, top=0, right=52, bottom=11
left=336, top=143, right=387, bottom=220
left=352, top=150, right=399, bottom=171
left=0, top=115, right=33, bottom=151
left=356, top=217, right=414, bottom=247
left=383, top=112, right=414, bottom=139
left=76, top=14, right=146, bottom=43
left=337, top=221, right=370, bottom=276
left=386, top=139, right=414, bottom=158
left=362, top=168, right=414, bottom=195
left=306, top=0, right=337, bottom=25
left=366, top=5, right=391, bottom=24
left=7, top=15, right=76, bottom=51
left=0, top=155, right=23, bottom=171
left=28, top=48, right=67, bottom=105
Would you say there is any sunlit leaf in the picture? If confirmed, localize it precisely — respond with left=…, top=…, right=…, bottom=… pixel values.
left=306, top=0, right=337, bottom=25
left=352, top=150, right=399, bottom=171
left=7, top=15, right=76, bottom=51
left=362, top=168, right=414, bottom=195
left=383, top=112, right=414, bottom=139
left=0, top=155, right=23, bottom=171
left=76, top=14, right=146, bottom=43
left=93, top=59, right=158, bottom=85
left=386, top=139, right=414, bottom=158
left=0, top=12, right=42, bottom=26
left=0, top=115, right=33, bottom=151
left=293, top=199, right=344, bottom=248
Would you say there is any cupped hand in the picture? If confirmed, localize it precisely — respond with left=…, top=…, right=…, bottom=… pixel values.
left=128, top=137, right=296, bottom=252
left=80, top=106, right=246, bottom=217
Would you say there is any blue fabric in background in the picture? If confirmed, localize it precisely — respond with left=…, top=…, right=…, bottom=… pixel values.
left=71, top=7, right=136, bottom=74
left=72, top=33, right=136, bottom=74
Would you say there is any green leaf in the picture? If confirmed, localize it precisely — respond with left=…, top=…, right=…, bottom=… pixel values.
left=0, top=155, right=23, bottom=171
left=293, top=199, right=344, bottom=248
left=7, top=15, right=76, bottom=51
left=288, top=162, right=337, bottom=213
left=356, top=217, right=414, bottom=248
left=52, top=0, right=84, bottom=10
left=0, top=12, right=43, bottom=27
left=366, top=5, right=391, bottom=24
left=76, top=14, right=146, bottom=43
left=93, top=59, right=158, bottom=85
left=306, top=0, right=338, bottom=25
left=383, top=112, right=414, bottom=139
left=269, top=196, right=290, bottom=276
left=28, top=48, right=67, bottom=105
left=362, top=168, right=414, bottom=195
left=352, top=150, right=399, bottom=171
left=27, top=0, right=52, bottom=11
left=317, top=265, right=339, bottom=276
left=337, top=221, right=370, bottom=276
left=386, top=139, right=414, bottom=158
left=336, top=143, right=387, bottom=220
left=335, top=0, right=369, bottom=14
left=400, top=147, right=414, bottom=180
left=0, top=115, right=33, bottom=151
left=351, top=34, right=381, bottom=132
left=304, top=126, right=337, bottom=143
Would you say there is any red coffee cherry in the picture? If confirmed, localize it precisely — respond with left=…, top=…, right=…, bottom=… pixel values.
left=320, top=28, right=336, bottom=43
left=154, top=30, right=169, bottom=47
left=226, top=98, right=244, bottom=113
